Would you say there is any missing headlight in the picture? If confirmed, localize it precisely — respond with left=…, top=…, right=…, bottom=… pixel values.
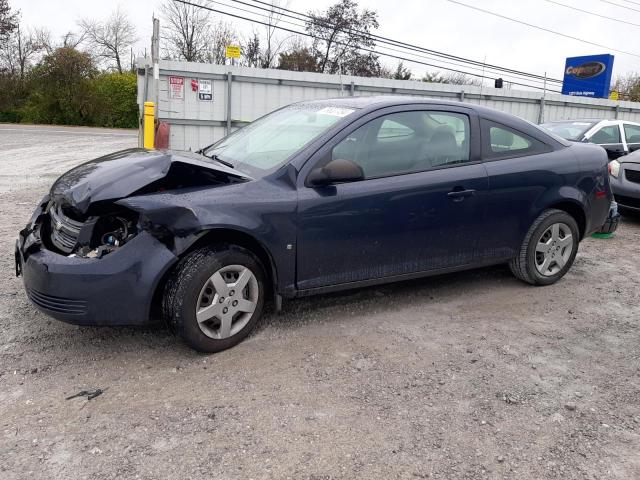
left=73, top=212, right=138, bottom=258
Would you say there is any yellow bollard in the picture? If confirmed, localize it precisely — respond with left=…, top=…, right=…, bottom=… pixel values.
left=143, top=101, right=155, bottom=149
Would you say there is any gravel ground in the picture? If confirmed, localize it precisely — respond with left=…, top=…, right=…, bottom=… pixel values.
left=1, top=124, right=639, bottom=479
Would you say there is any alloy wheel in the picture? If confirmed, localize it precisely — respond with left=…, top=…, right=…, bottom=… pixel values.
left=195, top=265, right=259, bottom=339
left=534, top=223, right=574, bottom=276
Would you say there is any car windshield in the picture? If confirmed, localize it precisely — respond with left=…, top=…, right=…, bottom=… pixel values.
left=540, top=121, right=597, bottom=141
left=202, top=103, right=357, bottom=177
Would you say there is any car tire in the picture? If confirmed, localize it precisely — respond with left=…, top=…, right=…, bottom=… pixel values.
left=162, top=244, right=266, bottom=353
left=509, top=209, right=579, bottom=286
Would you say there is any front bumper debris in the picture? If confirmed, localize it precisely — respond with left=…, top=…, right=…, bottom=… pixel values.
left=17, top=227, right=178, bottom=326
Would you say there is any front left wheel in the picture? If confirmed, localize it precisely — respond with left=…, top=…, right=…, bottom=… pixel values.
left=163, top=245, right=266, bottom=353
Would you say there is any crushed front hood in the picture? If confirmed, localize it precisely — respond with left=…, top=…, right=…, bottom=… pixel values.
left=50, top=148, right=249, bottom=215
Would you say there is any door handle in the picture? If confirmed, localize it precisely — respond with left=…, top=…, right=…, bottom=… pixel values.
left=447, top=188, right=475, bottom=201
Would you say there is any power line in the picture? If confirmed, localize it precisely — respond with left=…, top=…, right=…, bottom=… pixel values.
left=237, top=0, right=563, bottom=84
left=542, top=0, right=640, bottom=27
left=172, top=0, right=562, bottom=92
left=443, top=0, right=640, bottom=59
left=620, top=0, right=640, bottom=6
left=216, top=0, right=557, bottom=87
left=219, top=0, right=562, bottom=90
left=600, top=0, right=640, bottom=12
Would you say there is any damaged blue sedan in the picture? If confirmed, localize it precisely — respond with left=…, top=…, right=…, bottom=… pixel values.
left=16, top=96, right=613, bottom=352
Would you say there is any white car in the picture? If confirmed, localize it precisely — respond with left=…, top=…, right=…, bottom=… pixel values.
left=541, top=119, right=640, bottom=161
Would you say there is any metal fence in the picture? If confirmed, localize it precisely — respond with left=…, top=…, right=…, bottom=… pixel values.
left=137, top=58, right=640, bottom=151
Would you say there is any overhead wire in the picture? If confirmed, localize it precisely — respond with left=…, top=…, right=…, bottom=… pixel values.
left=443, top=0, right=640, bottom=59
left=170, top=0, right=562, bottom=91
left=210, top=0, right=558, bottom=88
left=542, top=0, right=640, bottom=27
left=600, top=0, right=640, bottom=12
left=236, top=0, right=563, bottom=84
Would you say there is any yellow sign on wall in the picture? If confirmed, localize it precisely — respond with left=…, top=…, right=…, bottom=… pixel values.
left=225, top=45, right=241, bottom=59
left=609, top=90, right=619, bottom=101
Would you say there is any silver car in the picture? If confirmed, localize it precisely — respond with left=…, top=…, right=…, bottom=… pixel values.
left=609, top=151, right=640, bottom=213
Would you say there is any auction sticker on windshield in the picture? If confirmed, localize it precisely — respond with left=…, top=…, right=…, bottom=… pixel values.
left=317, top=107, right=355, bottom=117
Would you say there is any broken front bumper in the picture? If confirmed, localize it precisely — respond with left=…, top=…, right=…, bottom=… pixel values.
left=16, top=229, right=178, bottom=326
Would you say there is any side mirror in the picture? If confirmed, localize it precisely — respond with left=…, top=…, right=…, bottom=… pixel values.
left=307, top=158, right=364, bottom=186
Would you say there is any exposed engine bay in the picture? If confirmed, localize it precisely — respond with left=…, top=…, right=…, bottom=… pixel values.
left=30, top=150, right=251, bottom=259
left=43, top=202, right=140, bottom=258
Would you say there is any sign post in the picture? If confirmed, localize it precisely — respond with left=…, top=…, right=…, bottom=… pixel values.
left=225, top=45, right=241, bottom=66
left=561, top=54, right=615, bottom=99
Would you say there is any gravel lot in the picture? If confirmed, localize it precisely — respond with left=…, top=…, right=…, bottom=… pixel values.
left=1, top=124, right=639, bottom=479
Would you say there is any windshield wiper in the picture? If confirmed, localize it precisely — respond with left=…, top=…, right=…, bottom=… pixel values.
left=201, top=152, right=234, bottom=169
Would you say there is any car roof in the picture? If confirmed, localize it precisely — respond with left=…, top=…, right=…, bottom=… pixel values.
left=299, top=95, right=541, bottom=128
left=301, top=95, right=497, bottom=114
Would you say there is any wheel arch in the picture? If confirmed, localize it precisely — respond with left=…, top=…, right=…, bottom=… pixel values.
left=150, top=228, right=279, bottom=320
left=547, top=200, right=587, bottom=239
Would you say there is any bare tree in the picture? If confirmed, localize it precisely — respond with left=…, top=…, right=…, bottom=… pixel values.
left=306, top=0, right=381, bottom=76
left=242, top=31, right=261, bottom=68
left=0, top=23, right=43, bottom=79
left=79, top=7, right=137, bottom=73
left=160, top=0, right=211, bottom=62
left=238, top=2, right=290, bottom=69
left=613, top=73, right=640, bottom=102
left=205, top=20, right=238, bottom=65
left=259, top=0, right=290, bottom=68
left=32, top=28, right=84, bottom=56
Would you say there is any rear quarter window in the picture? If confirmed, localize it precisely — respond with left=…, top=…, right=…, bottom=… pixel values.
left=482, top=120, right=551, bottom=160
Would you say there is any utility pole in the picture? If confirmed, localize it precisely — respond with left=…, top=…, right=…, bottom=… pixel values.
left=151, top=17, right=160, bottom=107
left=538, top=71, right=547, bottom=124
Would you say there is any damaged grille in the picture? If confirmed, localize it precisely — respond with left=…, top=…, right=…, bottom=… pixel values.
left=49, top=204, right=83, bottom=254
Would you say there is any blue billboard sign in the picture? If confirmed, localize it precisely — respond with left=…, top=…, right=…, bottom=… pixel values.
left=562, top=54, right=615, bottom=99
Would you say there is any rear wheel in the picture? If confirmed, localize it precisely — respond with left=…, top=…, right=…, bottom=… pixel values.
left=509, top=209, right=579, bottom=286
left=163, top=245, right=266, bottom=353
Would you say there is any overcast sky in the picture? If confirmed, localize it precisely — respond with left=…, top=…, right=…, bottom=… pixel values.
left=15, top=0, right=640, bottom=92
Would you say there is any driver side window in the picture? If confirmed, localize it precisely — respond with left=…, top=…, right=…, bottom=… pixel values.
left=589, top=125, right=621, bottom=145
left=331, top=110, right=471, bottom=180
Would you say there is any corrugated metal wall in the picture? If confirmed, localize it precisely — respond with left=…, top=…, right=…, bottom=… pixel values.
left=137, top=59, right=640, bottom=151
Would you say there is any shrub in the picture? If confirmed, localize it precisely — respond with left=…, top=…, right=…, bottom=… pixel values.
left=21, top=47, right=98, bottom=125
left=93, top=72, right=138, bottom=128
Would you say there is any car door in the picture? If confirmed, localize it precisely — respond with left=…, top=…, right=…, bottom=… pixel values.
left=623, top=122, right=640, bottom=154
left=586, top=122, right=626, bottom=159
left=295, top=106, right=489, bottom=292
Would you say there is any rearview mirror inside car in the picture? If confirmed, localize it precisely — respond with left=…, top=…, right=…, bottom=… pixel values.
left=307, top=158, right=365, bottom=186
